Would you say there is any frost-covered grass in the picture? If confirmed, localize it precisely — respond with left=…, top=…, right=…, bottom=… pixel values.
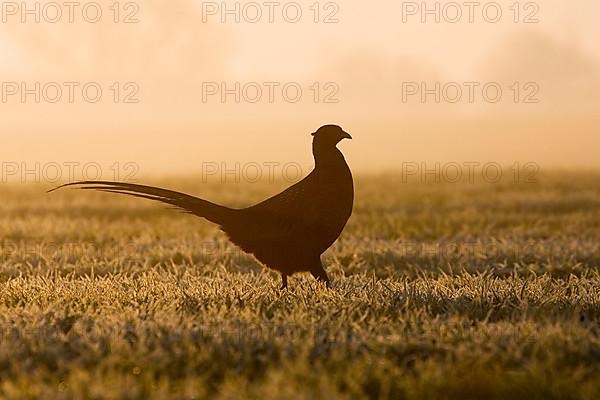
left=0, top=172, right=598, bottom=399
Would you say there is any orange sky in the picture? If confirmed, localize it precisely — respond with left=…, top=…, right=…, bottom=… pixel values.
left=1, top=0, right=599, bottom=177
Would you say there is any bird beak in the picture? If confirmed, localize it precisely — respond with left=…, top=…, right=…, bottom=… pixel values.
left=342, top=131, right=352, bottom=140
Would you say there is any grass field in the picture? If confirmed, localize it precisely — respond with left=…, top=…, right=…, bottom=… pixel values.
left=1, top=172, right=599, bottom=399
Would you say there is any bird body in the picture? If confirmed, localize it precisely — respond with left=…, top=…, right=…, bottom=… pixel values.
left=50, top=125, right=353, bottom=288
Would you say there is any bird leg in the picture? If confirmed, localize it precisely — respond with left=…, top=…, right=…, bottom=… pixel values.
left=280, top=274, right=288, bottom=290
left=310, top=263, right=331, bottom=288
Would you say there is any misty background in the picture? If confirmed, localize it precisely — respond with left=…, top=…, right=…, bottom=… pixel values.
left=1, top=0, right=599, bottom=179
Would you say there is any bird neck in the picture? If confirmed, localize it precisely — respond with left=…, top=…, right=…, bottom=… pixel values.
left=313, top=143, right=344, bottom=168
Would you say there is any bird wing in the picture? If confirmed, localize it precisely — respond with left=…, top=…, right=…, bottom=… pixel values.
left=223, top=172, right=321, bottom=249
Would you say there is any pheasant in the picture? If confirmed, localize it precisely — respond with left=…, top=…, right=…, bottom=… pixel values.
left=50, top=125, right=354, bottom=288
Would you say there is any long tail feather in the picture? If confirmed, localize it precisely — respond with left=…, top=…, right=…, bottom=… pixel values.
left=49, top=181, right=234, bottom=225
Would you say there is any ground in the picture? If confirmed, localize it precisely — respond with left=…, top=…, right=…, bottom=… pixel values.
left=0, top=172, right=598, bottom=399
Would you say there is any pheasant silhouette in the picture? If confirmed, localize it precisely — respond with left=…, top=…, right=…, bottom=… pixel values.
left=50, top=125, right=354, bottom=288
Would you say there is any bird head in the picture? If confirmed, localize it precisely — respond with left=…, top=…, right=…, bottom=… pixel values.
left=311, top=125, right=352, bottom=147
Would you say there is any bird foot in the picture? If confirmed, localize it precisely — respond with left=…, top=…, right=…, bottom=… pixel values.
left=279, top=275, right=288, bottom=290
